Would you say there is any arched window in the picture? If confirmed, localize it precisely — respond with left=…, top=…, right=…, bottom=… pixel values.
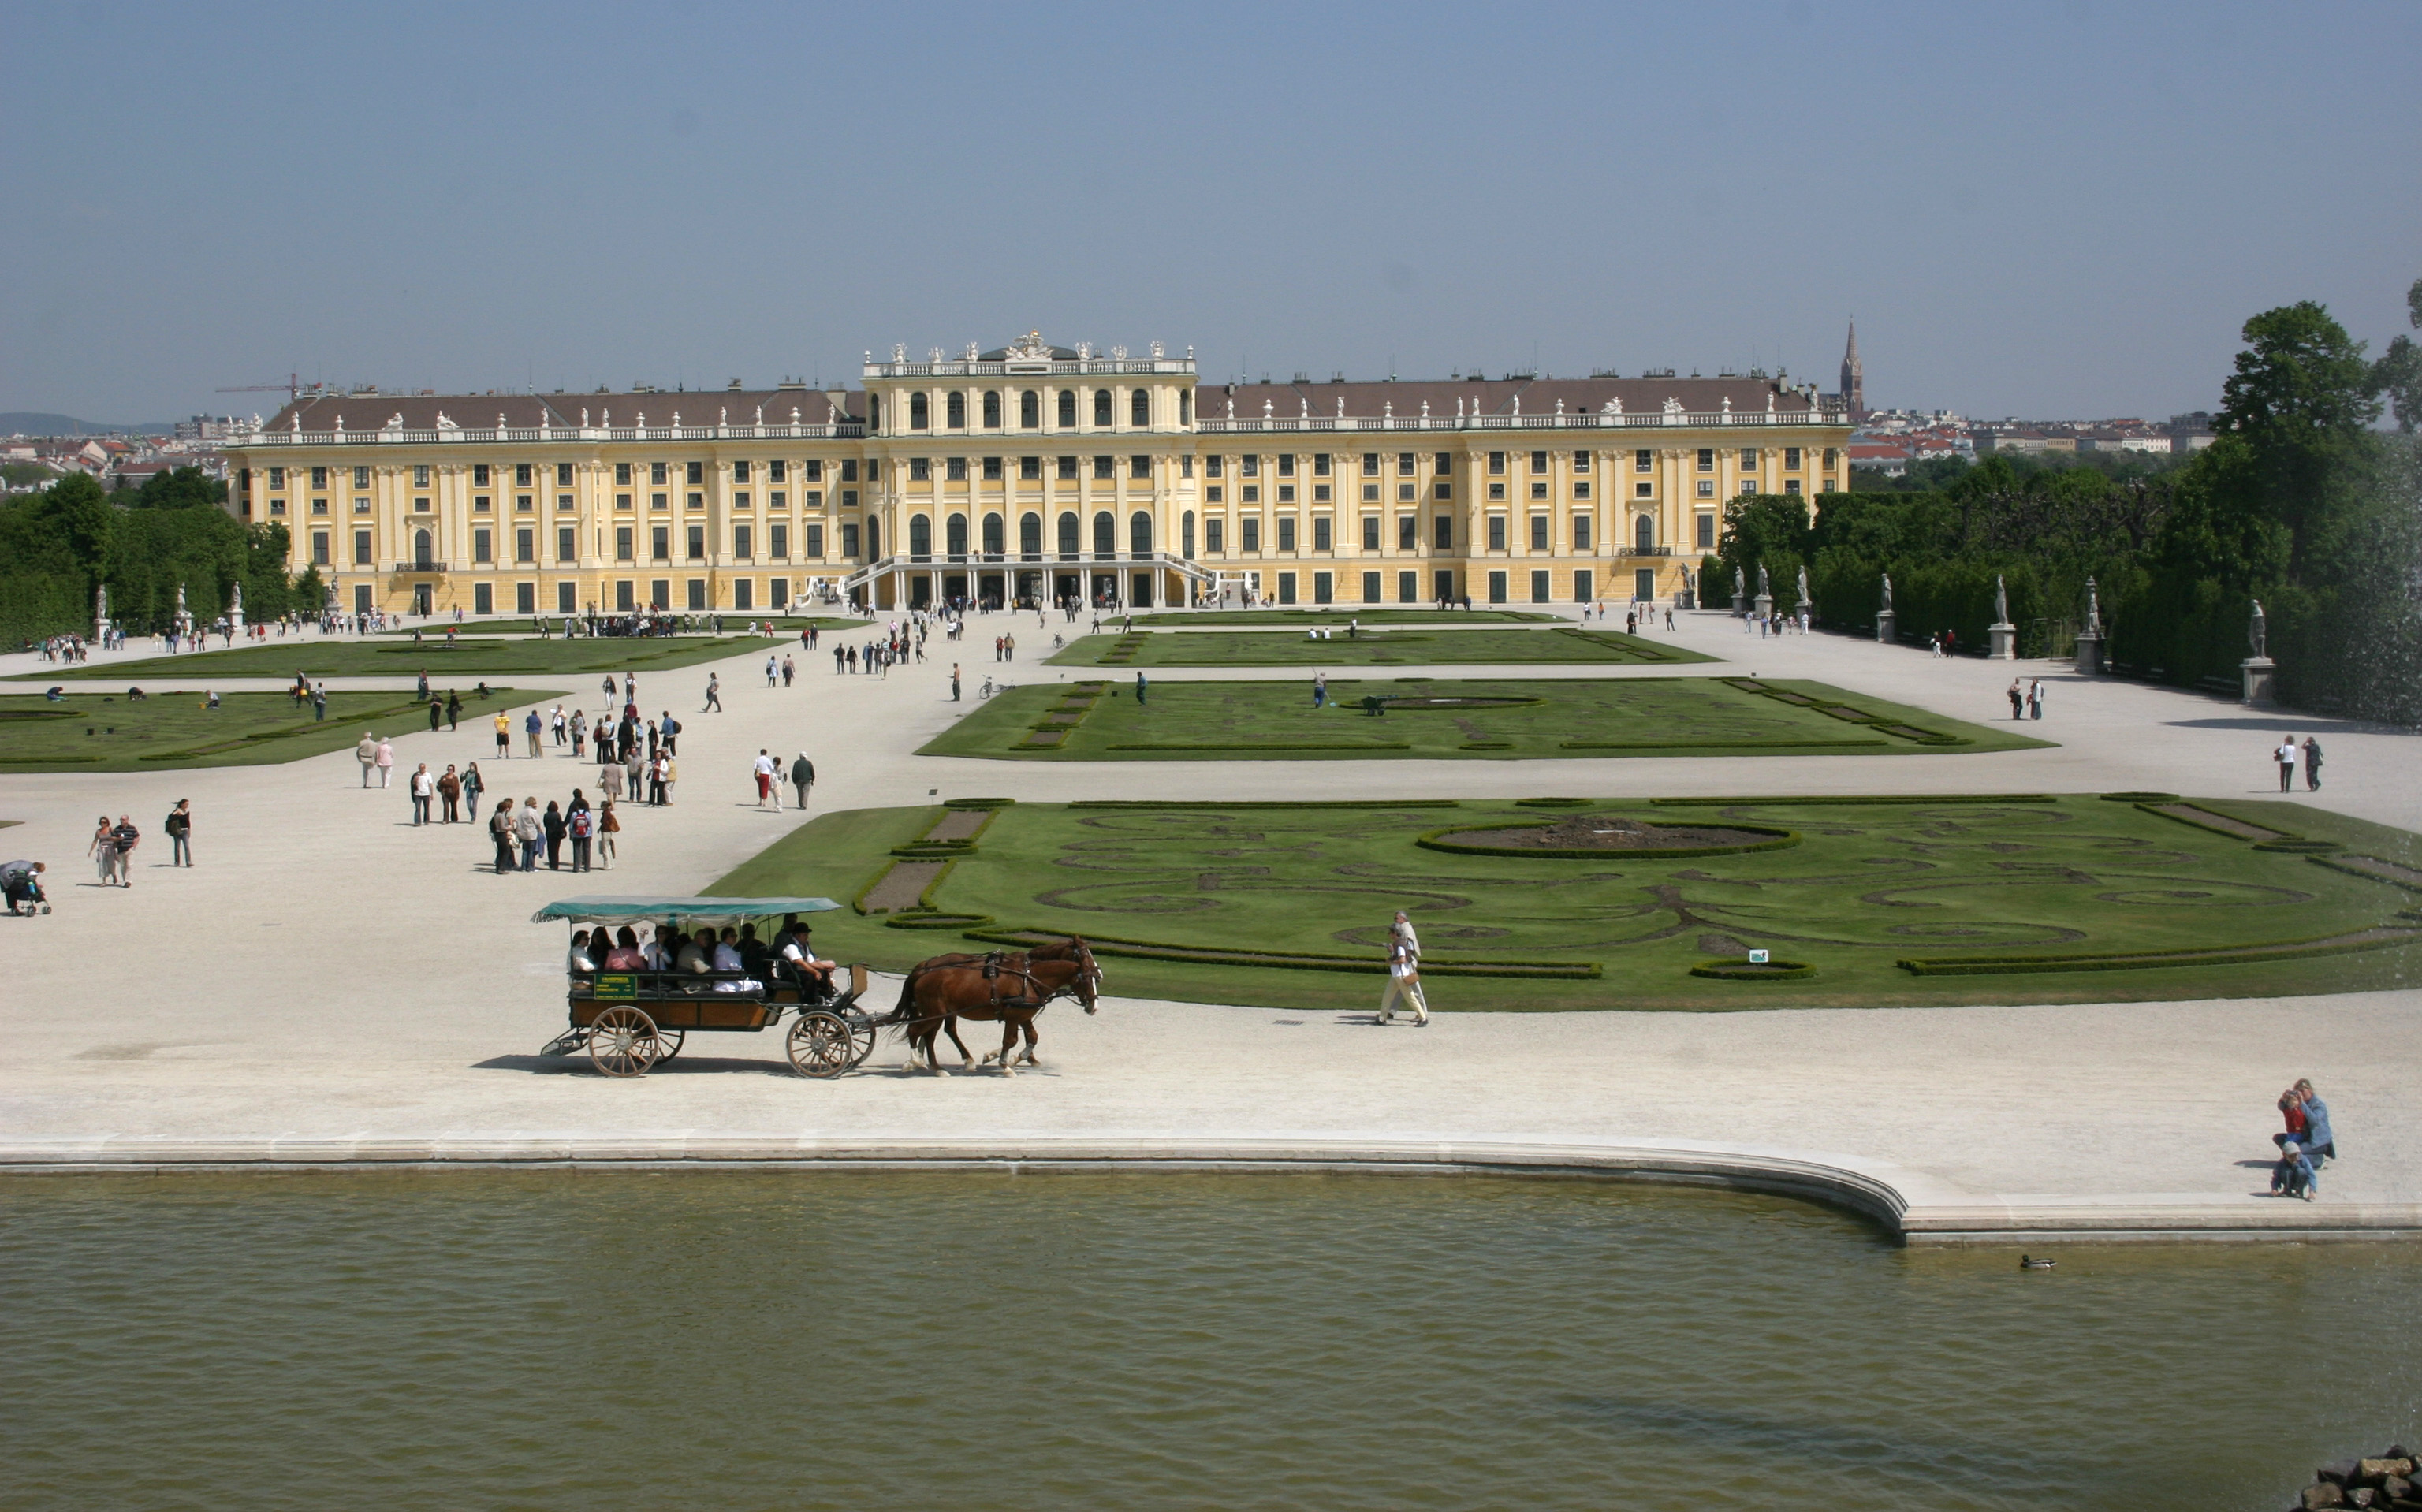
left=1094, top=389, right=1112, bottom=427
left=1635, top=514, right=1653, bottom=551
left=1093, top=510, right=1116, bottom=555
left=1020, top=512, right=1042, bottom=556
left=982, top=391, right=1001, bottom=429
left=946, top=392, right=966, bottom=429
left=1179, top=390, right=1191, bottom=426
left=1057, top=512, right=1079, bottom=556
left=1131, top=389, right=1150, bottom=427
left=945, top=515, right=967, bottom=556
left=1057, top=390, right=1076, bottom=427
left=982, top=513, right=1004, bottom=554
left=909, top=516, right=933, bottom=558
left=865, top=518, right=878, bottom=558
left=866, top=397, right=880, bottom=430
left=910, top=393, right=930, bottom=430
left=1130, top=511, right=1153, bottom=554
left=414, top=528, right=433, bottom=568
left=1180, top=512, right=1194, bottom=558
left=1020, top=391, right=1039, bottom=428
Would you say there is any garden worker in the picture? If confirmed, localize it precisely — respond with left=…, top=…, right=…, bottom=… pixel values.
left=1376, top=909, right=1429, bottom=1027
left=2274, top=736, right=2298, bottom=793
left=1313, top=672, right=1328, bottom=709
left=789, top=751, right=816, bottom=811
left=0, top=858, right=47, bottom=914
left=1135, top=670, right=1148, bottom=706
left=356, top=732, right=379, bottom=788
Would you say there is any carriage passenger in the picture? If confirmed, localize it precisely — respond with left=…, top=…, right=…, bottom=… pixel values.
left=603, top=926, right=646, bottom=971
left=567, top=928, right=600, bottom=974
left=675, top=929, right=712, bottom=976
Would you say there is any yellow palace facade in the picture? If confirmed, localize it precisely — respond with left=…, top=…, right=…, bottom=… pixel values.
left=221, top=332, right=1853, bottom=618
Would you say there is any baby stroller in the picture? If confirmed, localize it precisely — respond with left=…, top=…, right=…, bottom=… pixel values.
left=2, top=865, right=50, bottom=916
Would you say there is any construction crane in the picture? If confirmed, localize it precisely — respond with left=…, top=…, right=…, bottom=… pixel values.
left=216, top=374, right=303, bottom=404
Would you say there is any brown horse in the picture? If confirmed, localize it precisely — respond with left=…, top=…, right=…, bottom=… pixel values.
left=893, top=937, right=1101, bottom=1074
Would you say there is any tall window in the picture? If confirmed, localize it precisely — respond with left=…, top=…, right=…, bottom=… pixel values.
left=687, top=524, right=705, bottom=560
left=558, top=525, right=576, bottom=562
left=1130, top=511, right=1153, bottom=554
left=910, top=393, right=930, bottom=430
left=1093, top=512, right=1115, bottom=553
left=1020, top=512, right=1042, bottom=555
left=1094, top=389, right=1112, bottom=426
left=770, top=523, right=788, bottom=559
left=945, top=515, right=967, bottom=556
left=982, top=391, right=1001, bottom=428
left=1181, top=511, right=1195, bottom=557
left=982, top=513, right=1004, bottom=554
left=911, top=516, right=933, bottom=557
left=1057, top=390, right=1076, bottom=427
left=472, top=528, right=490, bottom=564
left=732, top=524, right=751, bottom=560
left=1058, top=512, right=1079, bottom=554
left=1362, top=516, right=1381, bottom=550
left=1020, top=391, right=1039, bottom=428
left=1636, top=515, right=1654, bottom=551
left=946, top=393, right=966, bottom=429
left=1131, top=389, right=1150, bottom=426
left=616, top=526, right=634, bottom=560
left=515, top=528, right=533, bottom=563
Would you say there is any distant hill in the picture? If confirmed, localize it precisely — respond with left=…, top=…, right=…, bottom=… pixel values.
left=0, top=412, right=175, bottom=438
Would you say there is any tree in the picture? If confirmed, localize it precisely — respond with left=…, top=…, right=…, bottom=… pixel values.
left=2214, top=301, right=2379, bottom=579
left=129, top=466, right=228, bottom=511
left=2372, top=275, right=2422, bottom=433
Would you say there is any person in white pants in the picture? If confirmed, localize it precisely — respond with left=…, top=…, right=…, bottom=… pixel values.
left=1377, top=909, right=1429, bottom=1026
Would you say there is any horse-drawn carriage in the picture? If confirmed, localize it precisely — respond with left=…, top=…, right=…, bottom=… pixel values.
left=533, top=896, right=881, bottom=1078
left=532, top=896, right=1105, bottom=1078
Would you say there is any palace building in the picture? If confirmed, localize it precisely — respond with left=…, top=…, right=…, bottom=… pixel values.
left=219, top=332, right=1854, bottom=618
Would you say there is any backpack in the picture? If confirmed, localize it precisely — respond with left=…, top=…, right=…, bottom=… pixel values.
left=568, top=810, right=591, bottom=839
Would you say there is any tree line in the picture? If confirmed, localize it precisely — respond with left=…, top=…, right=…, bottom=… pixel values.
left=0, top=468, right=324, bottom=647
left=1701, top=285, right=2422, bottom=724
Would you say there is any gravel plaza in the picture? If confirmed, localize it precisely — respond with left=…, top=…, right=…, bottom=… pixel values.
left=3, top=609, right=2416, bottom=1242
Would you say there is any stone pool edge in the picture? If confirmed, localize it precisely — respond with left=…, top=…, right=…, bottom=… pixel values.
left=2, top=1134, right=2416, bottom=1245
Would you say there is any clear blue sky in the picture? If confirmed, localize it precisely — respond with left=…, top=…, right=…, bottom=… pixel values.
left=3, top=1, right=2416, bottom=425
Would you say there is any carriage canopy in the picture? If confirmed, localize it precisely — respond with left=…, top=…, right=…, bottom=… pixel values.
left=530, top=896, right=841, bottom=929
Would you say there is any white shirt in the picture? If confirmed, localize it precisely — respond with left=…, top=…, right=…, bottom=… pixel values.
left=754, top=754, right=777, bottom=777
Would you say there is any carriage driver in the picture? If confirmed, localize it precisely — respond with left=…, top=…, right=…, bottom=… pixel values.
left=1377, top=909, right=1429, bottom=1027
left=777, top=914, right=838, bottom=996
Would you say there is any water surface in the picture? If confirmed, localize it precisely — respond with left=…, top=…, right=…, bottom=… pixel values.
left=1, top=1171, right=2412, bottom=1510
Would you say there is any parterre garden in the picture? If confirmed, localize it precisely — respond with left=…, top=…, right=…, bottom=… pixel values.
left=1049, top=626, right=1712, bottom=668
left=0, top=687, right=564, bottom=771
left=918, top=676, right=2053, bottom=761
left=14, top=634, right=788, bottom=682
left=713, top=795, right=2422, bottom=1012
left=1120, top=608, right=1559, bottom=628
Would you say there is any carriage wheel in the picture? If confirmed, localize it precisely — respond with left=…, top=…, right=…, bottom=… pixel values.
left=647, top=1028, right=685, bottom=1064
left=588, top=1006, right=659, bottom=1078
left=787, top=1011, right=855, bottom=1079
left=844, top=1013, right=879, bottom=1068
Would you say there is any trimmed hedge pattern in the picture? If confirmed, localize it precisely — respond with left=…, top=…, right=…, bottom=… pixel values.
left=1895, top=925, right=2420, bottom=976
left=1690, top=959, right=1816, bottom=981
left=1416, top=819, right=1799, bottom=861
left=968, top=927, right=1601, bottom=979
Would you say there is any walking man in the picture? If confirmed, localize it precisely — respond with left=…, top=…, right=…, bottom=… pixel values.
left=1376, top=909, right=1429, bottom=1026
left=515, top=798, right=543, bottom=871
left=1135, top=670, right=1149, bottom=706
left=165, top=799, right=193, bottom=867
left=311, top=683, right=327, bottom=721
left=524, top=708, right=544, bottom=758
left=2302, top=736, right=2323, bottom=791
left=2275, top=735, right=2299, bottom=793
left=2007, top=679, right=2025, bottom=720
left=357, top=732, right=379, bottom=788
left=703, top=673, right=723, bottom=713
left=789, top=751, right=815, bottom=811
left=409, top=762, right=434, bottom=825
left=952, top=663, right=962, bottom=701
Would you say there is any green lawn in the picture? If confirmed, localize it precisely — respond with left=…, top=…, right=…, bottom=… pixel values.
left=374, top=616, right=866, bottom=636
left=918, top=676, right=2053, bottom=761
left=0, top=687, right=565, bottom=771
left=1121, top=608, right=1558, bottom=628
left=1047, top=626, right=1715, bottom=668
left=17, top=635, right=787, bottom=683
left=710, top=796, right=2422, bottom=1012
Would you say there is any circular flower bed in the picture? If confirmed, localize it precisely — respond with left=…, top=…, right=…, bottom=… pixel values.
left=1688, top=958, right=1816, bottom=981
left=1419, top=814, right=1798, bottom=859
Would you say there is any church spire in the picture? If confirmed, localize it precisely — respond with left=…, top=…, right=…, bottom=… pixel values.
left=1839, top=318, right=1865, bottom=420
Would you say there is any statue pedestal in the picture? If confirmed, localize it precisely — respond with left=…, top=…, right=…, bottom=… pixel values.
left=1875, top=609, right=1895, bottom=644
left=1753, top=594, right=1773, bottom=622
left=1988, top=620, right=2018, bottom=660
left=2071, top=632, right=2103, bottom=676
left=2241, top=657, right=2277, bottom=706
